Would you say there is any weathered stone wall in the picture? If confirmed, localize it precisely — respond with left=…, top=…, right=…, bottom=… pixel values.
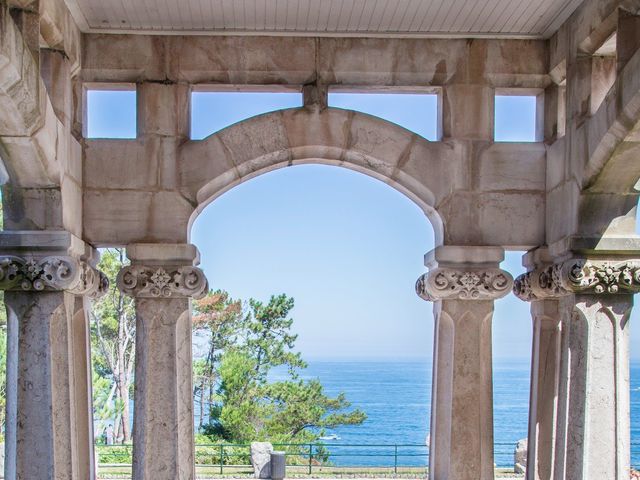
left=0, top=2, right=639, bottom=480
left=82, top=103, right=547, bottom=247
left=545, top=0, right=640, bottom=251
left=78, top=35, right=552, bottom=248
left=0, top=0, right=84, bottom=239
left=1, top=0, right=637, bottom=251
left=0, top=0, right=636, bottom=251
left=80, top=35, right=548, bottom=87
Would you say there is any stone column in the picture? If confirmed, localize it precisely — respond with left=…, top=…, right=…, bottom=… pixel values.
left=514, top=257, right=639, bottom=480
left=0, top=246, right=108, bottom=480
left=70, top=295, right=98, bottom=480
left=513, top=250, right=563, bottom=480
left=416, top=246, right=513, bottom=480
left=525, top=300, right=561, bottom=480
left=116, top=244, right=208, bottom=480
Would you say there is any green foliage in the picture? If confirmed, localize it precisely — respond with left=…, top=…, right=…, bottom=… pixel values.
left=91, top=248, right=135, bottom=442
left=194, top=443, right=251, bottom=466
left=95, top=444, right=133, bottom=464
left=213, top=350, right=263, bottom=441
left=245, top=295, right=306, bottom=379
left=200, top=293, right=366, bottom=445
left=193, top=290, right=244, bottom=430
left=92, top=368, right=117, bottom=431
left=263, top=380, right=366, bottom=439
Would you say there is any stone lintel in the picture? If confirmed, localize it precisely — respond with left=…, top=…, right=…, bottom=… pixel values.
left=423, top=245, right=505, bottom=269
left=126, top=243, right=200, bottom=266
left=0, top=230, right=89, bottom=258
left=522, top=246, right=553, bottom=270
left=548, top=235, right=640, bottom=259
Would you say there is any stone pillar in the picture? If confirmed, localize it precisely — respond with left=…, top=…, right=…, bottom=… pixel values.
left=70, top=295, right=98, bottom=480
left=525, top=300, right=561, bottom=480
left=0, top=237, right=108, bottom=480
left=116, top=244, right=208, bottom=480
left=514, top=257, right=639, bottom=480
left=513, top=249, right=563, bottom=480
left=416, top=246, right=513, bottom=480
left=563, top=292, right=631, bottom=480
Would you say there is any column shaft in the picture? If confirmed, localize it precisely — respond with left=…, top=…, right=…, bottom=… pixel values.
left=4, top=292, right=18, bottom=480
left=515, top=257, right=638, bottom=480
left=558, top=294, right=632, bottom=480
left=430, top=299, right=495, bottom=480
left=117, top=245, right=206, bottom=480
left=526, top=300, right=561, bottom=480
left=132, top=297, right=195, bottom=480
left=5, top=291, right=77, bottom=479
left=70, top=297, right=97, bottom=480
left=417, top=246, right=511, bottom=480
left=0, top=242, right=108, bottom=480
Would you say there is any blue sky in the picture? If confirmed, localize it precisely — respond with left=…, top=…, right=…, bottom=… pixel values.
left=88, top=89, right=639, bottom=361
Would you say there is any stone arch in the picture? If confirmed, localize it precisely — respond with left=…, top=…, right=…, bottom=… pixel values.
left=180, top=106, right=464, bottom=245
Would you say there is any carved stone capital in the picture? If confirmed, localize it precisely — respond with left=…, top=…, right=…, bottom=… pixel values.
left=416, top=267, right=513, bottom=301
left=513, top=259, right=640, bottom=301
left=116, top=265, right=208, bottom=299
left=0, top=255, right=109, bottom=297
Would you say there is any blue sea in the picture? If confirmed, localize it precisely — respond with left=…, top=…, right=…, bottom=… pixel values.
left=272, top=359, right=640, bottom=468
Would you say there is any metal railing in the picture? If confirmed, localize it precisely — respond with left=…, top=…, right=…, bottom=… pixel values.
left=95, top=441, right=640, bottom=473
left=97, top=443, right=429, bottom=474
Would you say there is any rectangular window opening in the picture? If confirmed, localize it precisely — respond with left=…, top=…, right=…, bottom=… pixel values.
left=190, top=88, right=303, bottom=140
left=494, top=91, right=542, bottom=142
left=328, top=90, right=441, bottom=141
left=85, top=86, right=137, bottom=139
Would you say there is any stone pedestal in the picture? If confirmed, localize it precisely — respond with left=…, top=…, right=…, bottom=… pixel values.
left=416, top=246, right=513, bottom=480
left=0, top=237, right=108, bottom=480
left=514, top=257, right=638, bottom=480
left=117, top=244, right=207, bottom=480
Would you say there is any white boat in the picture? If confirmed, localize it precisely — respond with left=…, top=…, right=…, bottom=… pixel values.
left=319, top=434, right=340, bottom=441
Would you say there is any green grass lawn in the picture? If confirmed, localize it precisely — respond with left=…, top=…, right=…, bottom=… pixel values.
left=96, top=465, right=524, bottom=479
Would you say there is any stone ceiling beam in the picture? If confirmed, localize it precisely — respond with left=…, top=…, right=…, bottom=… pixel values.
left=581, top=43, right=640, bottom=193
left=80, top=35, right=549, bottom=88
left=0, top=3, right=67, bottom=189
left=549, top=0, right=640, bottom=71
left=39, top=0, right=82, bottom=72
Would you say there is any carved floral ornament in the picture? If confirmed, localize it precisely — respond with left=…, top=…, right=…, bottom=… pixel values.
left=415, top=267, right=513, bottom=301
left=0, top=255, right=109, bottom=297
left=513, top=259, right=640, bottom=301
left=116, top=265, right=208, bottom=299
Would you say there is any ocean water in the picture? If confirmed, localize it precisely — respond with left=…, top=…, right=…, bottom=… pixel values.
left=277, top=359, right=640, bottom=468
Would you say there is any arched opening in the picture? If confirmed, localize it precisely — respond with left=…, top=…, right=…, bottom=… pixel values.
left=190, top=163, right=435, bottom=472
left=181, top=106, right=452, bottom=247
left=178, top=104, right=540, bottom=475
